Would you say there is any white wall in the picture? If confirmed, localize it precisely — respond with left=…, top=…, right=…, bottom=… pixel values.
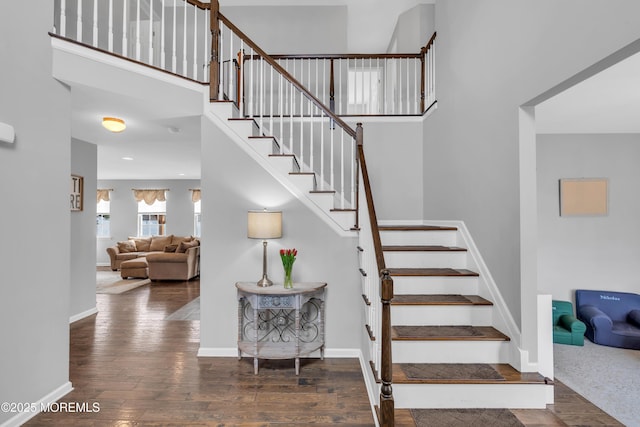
left=96, top=179, right=200, bottom=265
left=344, top=118, right=424, bottom=221
left=0, top=2, right=72, bottom=424
left=221, top=6, right=348, bottom=54
left=387, top=4, right=435, bottom=53
left=200, top=116, right=361, bottom=353
left=70, top=139, right=98, bottom=321
left=423, top=0, right=640, bottom=328
left=537, top=133, right=640, bottom=303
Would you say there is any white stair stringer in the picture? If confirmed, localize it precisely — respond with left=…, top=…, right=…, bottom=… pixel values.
left=392, top=340, right=511, bottom=364
left=206, top=103, right=356, bottom=235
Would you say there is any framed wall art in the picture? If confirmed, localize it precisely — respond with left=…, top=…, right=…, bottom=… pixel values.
left=559, top=178, right=608, bottom=217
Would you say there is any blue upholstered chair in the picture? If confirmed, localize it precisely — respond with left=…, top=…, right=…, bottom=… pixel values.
left=576, top=289, right=640, bottom=350
left=552, top=300, right=586, bottom=346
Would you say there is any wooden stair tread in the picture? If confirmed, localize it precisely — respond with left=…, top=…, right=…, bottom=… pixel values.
left=383, top=245, right=466, bottom=252
left=391, top=294, right=492, bottom=306
left=392, top=363, right=546, bottom=385
left=378, top=225, right=457, bottom=231
left=248, top=135, right=275, bottom=139
left=387, top=268, right=479, bottom=277
left=392, top=325, right=509, bottom=341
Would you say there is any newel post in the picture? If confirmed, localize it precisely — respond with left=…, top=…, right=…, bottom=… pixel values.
left=209, top=0, right=220, bottom=100
left=380, top=269, right=394, bottom=426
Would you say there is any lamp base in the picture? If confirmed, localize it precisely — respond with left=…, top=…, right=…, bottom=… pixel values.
left=257, top=275, right=273, bottom=287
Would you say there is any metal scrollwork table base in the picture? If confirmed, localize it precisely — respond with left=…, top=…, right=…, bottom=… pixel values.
left=235, top=282, right=326, bottom=375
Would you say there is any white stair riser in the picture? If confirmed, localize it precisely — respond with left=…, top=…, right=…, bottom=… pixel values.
left=392, top=340, right=510, bottom=364
left=384, top=251, right=468, bottom=269
left=268, top=156, right=297, bottom=175
left=248, top=138, right=276, bottom=157
left=227, top=119, right=259, bottom=137
left=391, top=305, right=492, bottom=326
left=288, top=174, right=316, bottom=192
left=308, top=192, right=335, bottom=212
left=380, top=230, right=457, bottom=246
left=392, top=276, right=479, bottom=295
left=329, top=210, right=355, bottom=231
left=209, top=102, right=238, bottom=118
left=394, top=384, right=550, bottom=409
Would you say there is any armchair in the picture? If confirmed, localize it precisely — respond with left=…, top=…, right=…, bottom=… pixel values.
left=576, top=289, right=640, bottom=350
left=552, top=300, right=586, bottom=346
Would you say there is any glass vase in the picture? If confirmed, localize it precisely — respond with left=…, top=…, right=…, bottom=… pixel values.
left=284, top=268, right=293, bottom=289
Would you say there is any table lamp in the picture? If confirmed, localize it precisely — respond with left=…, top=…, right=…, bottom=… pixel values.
left=247, top=209, right=282, bottom=286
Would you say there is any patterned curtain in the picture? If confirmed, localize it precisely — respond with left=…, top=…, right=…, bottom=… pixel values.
left=133, top=189, right=167, bottom=205
left=96, top=189, right=111, bottom=203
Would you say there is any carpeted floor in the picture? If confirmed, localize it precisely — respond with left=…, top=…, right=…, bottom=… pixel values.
left=554, top=339, right=640, bottom=427
left=96, top=269, right=151, bottom=294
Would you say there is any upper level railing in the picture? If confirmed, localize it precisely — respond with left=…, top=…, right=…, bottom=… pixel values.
left=52, top=0, right=211, bottom=82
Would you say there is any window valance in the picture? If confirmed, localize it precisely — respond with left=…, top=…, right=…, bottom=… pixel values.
left=191, top=189, right=201, bottom=203
left=96, top=189, right=112, bottom=203
left=133, top=189, right=167, bottom=205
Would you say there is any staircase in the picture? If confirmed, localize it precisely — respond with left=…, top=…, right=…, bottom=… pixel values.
left=366, top=224, right=550, bottom=419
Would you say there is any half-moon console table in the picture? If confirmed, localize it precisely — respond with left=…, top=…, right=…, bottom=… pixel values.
left=235, top=282, right=327, bottom=375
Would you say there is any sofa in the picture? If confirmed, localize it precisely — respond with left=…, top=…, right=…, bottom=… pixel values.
left=576, top=289, right=640, bottom=349
left=552, top=300, right=586, bottom=346
left=107, top=235, right=200, bottom=281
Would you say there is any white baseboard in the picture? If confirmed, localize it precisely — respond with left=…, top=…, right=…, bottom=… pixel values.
left=69, top=307, right=98, bottom=324
left=197, top=347, right=361, bottom=358
left=0, top=381, right=73, bottom=427
left=96, top=262, right=110, bottom=267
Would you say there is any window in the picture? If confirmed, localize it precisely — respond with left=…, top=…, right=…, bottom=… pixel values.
left=193, top=200, right=201, bottom=237
left=347, top=68, right=382, bottom=115
left=96, top=199, right=111, bottom=238
left=137, top=199, right=167, bottom=236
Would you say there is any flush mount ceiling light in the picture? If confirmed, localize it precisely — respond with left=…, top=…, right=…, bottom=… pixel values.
left=102, top=117, right=126, bottom=133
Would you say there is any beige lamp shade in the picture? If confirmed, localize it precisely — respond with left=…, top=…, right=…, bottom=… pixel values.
left=247, top=210, right=282, bottom=239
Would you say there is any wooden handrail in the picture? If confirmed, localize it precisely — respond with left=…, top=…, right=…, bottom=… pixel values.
left=423, top=31, right=437, bottom=52
left=217, top=12, right=356, bottom=139
left=356, top=124, right=393, bottom=426
left=266, top=53, right=421, bottom=60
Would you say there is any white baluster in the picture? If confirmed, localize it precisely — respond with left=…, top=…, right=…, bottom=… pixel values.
left=289, top=80, right=294, bottom=152
left=320, top=110, right=324, bottom=190
left=239, top=40, right=244, bottom=115
left=228, top=28, right=234, bottom=105
left=122, top=0, right=127, bottom=56
left=322, top=58, right=326, bottom=107
left=279, top=72, right=283, bottom=154
left=148, top=0, right=154, bottom=65
left=414, top=58, right=419, bottom=114
left=192, top=5, right=197, bottom=80
left=259, top=57, right=264, bottom=132
left=217, top=22, right=224, bottom=100
left=330, top=122, right=334, bottom=190
left=269, top=64, right=273, bottom=136
left=60, top=0, right=66, bottom=37
left=76, top=0, right=82, bottom=42
left=340, top=131, right=344, bottom=209
left=108, top=0, right=113, bottom=52
left=361, top=58, right=365, bottom=114
left=310, top=102, right=314, bottom=173
left=299, top=92, right=304, bottom=168
left=315, top=59, right=319, bottom=105
left=350, top=137, right=355, bottom=207
left=369, top=57, right=373, bottom=114
left=307, top=58, right=311, bottom=115
left=406, top=56, right=410, bottom=114
left=182, top=0, right=187, bottom=75
left=171, top=0, right=176, bottom=73
left=160, top=0, right=165, bottom=69
left=202, top=8, right=207, bottom=82
left=135, top=0, right=141, bottom=61
left=338, top=59, right=342, bottom=115
left=92, top=0, right=98, bottom=47
left=249, top=47, right=254, bottom=117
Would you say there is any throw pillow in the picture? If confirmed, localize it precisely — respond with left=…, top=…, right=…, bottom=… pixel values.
left=128, top=236, right=151, bottom=252
left=117, top=240, right=137, bottom=253
left=177, top=240, right=199, bottom=253
left=171, top=235, right=193, bottom=246
left=149, top=235, right=173, bottom=252
left=164, top=244, right=178, bottom=253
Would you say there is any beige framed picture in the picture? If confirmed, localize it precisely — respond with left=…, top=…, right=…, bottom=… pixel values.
left=71, top=174, right=84, bottom=212
left=559, top=178, right=608, bottom=217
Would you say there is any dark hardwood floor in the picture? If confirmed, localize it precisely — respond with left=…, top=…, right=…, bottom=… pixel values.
left=25, top=276, right=622, bottom=426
